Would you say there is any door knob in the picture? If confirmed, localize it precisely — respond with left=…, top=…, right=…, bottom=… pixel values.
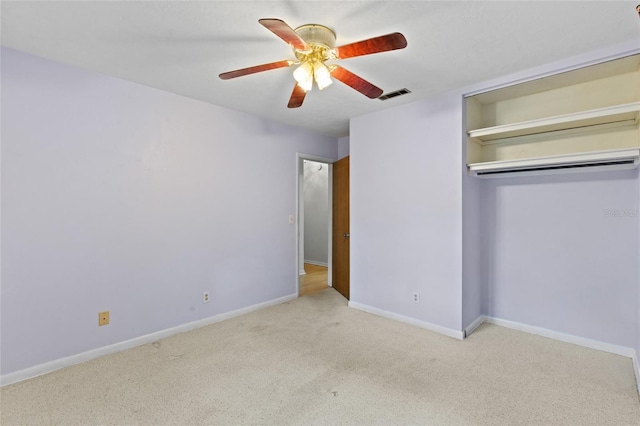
left=343, top=233, right=350, bottom=238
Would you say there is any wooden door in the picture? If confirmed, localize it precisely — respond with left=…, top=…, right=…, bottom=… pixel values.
left=332, top=156, right=350, bottom=300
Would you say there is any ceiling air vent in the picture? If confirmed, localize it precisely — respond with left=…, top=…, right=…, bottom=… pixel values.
left=378, top=88, right=411, bottom=101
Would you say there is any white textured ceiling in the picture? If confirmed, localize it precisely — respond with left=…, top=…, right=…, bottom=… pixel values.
left=2, top=1, right=639, bottom=137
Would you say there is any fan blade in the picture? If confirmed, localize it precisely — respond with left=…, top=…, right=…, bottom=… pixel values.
left=330, top=66, right=383, bottom=99
left=259, top=18, right=310, bottom=51
left=219, top=60, right=294, bottom=80
left=334, top=32, right=407, bottom=59
left=288, top=84, right=306, bottom=108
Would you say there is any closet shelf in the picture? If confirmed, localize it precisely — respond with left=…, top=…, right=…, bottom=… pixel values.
left=467, top=102, right=640, bottom=143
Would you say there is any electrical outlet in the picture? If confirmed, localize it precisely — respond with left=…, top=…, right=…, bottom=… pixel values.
left=412, top=292, right=420, bottom=304
left=203, top=291, right=210, bottom=303
left=98, top=311, right=110, bottom=326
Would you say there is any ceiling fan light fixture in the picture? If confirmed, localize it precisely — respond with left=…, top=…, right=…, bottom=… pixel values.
left=314, top=62, right=332, bottom=90
left=293, top=61, right=314, bottom=91
left=220, top=19, right=408, bottom=108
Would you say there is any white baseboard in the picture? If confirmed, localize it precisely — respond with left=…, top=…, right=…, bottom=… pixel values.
left=299, top=269, right=306, bottom=276
left=464, top=315, right=485, bottom=338
left=484, top=316, right=636, bottom=358
left=1, top=293, right=297, bottom=387
left=466, top=315, right=639, bottom=395
left=348, top=301, right=464, bottom=340
left=633, top=353, right=640, bottom=397
left=303, top=260, right=328, bottom=267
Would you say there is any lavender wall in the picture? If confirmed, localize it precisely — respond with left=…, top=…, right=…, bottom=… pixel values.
left=338, top=136, right=349, bottom=159
left=1, top=48, right=337, bottom=375
left=461, top=147, right=483, bottom=329
left=350, top=93, right=463, bottom=331
left=480, top=171, right=639, bottom=347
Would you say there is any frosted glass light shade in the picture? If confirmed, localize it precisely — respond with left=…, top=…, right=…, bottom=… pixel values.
left=314, top=62, right=332, bottom=90
left=293, top=62, right=313, bottom=91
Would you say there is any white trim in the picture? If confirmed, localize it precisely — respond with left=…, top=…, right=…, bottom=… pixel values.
left=297, top=153, right=337, bottom=164
left=484, top=316, right=636, bottom=358
left=463, top=42, right=640, bottom=98
left=468, top=148, right=640, bottom=178
left=0, top=293, right=297, bottom=387
left=633, top=353, right=640, bottom=397
left=473, top=121, right=636, bottom=147
left=299, top=269, right=306, bottom=276
left=348, top=302, right=464, bottom=340
left=468, top=102, right=640, bottom=143
left=464, top=315, right=485, bottom=338
left=303, top=260, right=328, bottom=267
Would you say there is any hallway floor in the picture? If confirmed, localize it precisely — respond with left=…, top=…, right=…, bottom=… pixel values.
left=299, top=263, right=328, bottom=296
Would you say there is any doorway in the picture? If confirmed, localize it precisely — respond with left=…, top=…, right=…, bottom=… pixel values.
left=296, top=154, right=333, bottom=297
left=296, top=154, right=350, bottom=300
left=300, top=159, right=330, bottom=296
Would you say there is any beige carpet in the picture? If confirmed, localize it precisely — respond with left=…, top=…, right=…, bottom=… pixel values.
left=2, top=288, right=639, bottom=425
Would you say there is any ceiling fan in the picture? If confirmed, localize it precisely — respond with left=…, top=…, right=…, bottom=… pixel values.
left=219, top=19, right=407, bottom=108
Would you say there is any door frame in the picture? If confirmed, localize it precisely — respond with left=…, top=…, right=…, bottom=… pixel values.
left=295, top=153, right=335, bottom=297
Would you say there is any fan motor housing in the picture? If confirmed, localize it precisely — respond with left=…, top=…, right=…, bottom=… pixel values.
left=294, top=24, right=336, bottom=49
